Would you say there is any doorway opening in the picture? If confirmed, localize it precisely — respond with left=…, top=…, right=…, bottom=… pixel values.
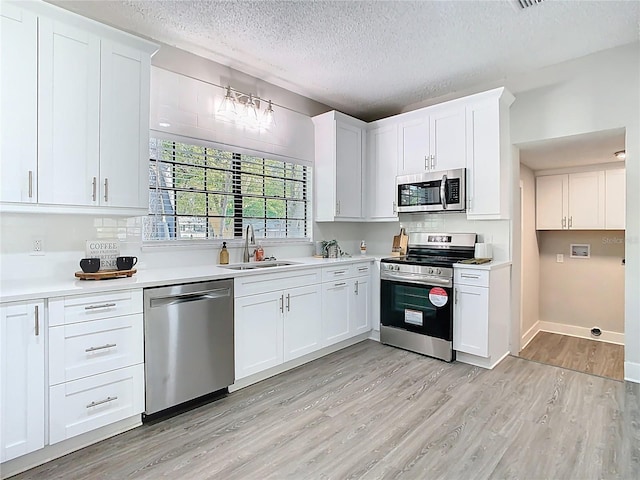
left=516, top=128, right=626, bottom=381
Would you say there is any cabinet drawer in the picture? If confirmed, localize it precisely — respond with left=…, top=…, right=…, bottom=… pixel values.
left=49, top=289, right=143, bottom=326
left=352, top=262, right=371, bottom=276
left=321, top=262, right=371, bottom=282
left=49, top=364, right=144, bottom=444
left=49, top=313, right=143, bottom=385
left=235, top=268, right=321, bottom=297
left=454, top=269, right=489, bottom=287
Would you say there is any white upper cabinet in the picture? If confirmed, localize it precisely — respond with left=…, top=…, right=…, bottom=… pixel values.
left=568, top=171, right=605, bottom=229
left=605, top=168, right=625, bottom=229
left=0, top=4, right=38, bottom=203
left=536, top=170, right=613, bottom=230
left=100, top=40, right=151, bottom=210
left=367, top=123, right=399, bottom=220
left=465, top=88, right=514, bottom=220
left=0, top=1, right=157, bottom=214
left=38, top=18, right=101, bottom=206
left=313, top=111, right=366, bottom=221
left=398, top=104, right=465, bottom=175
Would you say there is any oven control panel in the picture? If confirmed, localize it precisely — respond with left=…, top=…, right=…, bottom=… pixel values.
left=383, top=264, right=442, bottom=275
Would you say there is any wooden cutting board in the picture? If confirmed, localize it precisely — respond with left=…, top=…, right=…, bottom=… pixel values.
left=392, top=228, right=408, bottom=255
left=75, top=269, right=137, bottom=280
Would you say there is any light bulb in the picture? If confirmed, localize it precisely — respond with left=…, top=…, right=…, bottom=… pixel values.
left=217, top=86, right=236, bottom=120
left=261, top=100, right=276, bottom=131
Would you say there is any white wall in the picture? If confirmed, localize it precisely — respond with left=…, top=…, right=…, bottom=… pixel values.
left=510, top=42, right=640, bottom=382
left=520, top=164, right=540, bottom=347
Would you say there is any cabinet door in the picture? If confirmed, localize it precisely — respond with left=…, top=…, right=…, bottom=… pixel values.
left=283, top=285, right=322, bottom=362
left=0, top=300, right=45, bottom=462
left=321, top=281, right=351, bottom=346
left=430, top=106, right=466, bottom=171
left=0, top=4, right=38, bottom=203
left=38, top=18, right=100, bottom=206
left=368, top=124, right=398, bottom=220
left=335, top=120, right=363, bottom=218
left=605, top=169, right=625, bottom=229
left=100, top=40, right=151, bottom=209
left=350, top=276, right=371, bottom=336
left=453, top=285, right=489, bottom=357
left=536, top=174, right=568, bottom=230
left=234, top=291, right=283, bottom=379
left=568, top=171, right=605, bottom=229
left=399, top=116, right=429, bottom=175
left=466, top=100, right=503, bottom=218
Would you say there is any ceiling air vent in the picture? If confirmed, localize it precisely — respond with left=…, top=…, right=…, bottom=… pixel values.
left=512, top=0, right=545, bottom=9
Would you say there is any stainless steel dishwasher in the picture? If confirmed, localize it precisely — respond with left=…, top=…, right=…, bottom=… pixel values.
left=143, top=279, right=234, bottom=417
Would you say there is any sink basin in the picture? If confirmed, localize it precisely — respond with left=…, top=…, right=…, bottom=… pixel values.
left=253, top=261, right=300, bottom=268
left=220, top=261, right=299, bottom=270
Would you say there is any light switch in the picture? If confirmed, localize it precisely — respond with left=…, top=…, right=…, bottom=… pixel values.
left=556, top=254, right=564, bottom=263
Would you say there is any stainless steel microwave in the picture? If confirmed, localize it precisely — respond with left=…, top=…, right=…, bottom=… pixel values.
left=396, top=168, right=466, bottom=213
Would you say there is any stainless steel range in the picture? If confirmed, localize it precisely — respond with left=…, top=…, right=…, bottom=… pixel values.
left=380, top=232, right=476, bottom=361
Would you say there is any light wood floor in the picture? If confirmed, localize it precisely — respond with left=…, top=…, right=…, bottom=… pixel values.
left=10, top=340, right=639, bottom=480
left=519, top=331, right=625, bottom=381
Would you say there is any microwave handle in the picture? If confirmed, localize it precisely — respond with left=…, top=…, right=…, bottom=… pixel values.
left=440, top=174, right=448, bottom=209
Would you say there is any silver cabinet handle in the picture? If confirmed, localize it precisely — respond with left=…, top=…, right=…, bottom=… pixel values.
left=84, top=303, right=116, bottom=310
left=358, top=267, right=368, bottom=272
left=431, top=154, right=436, bottom=170
left=34, top=305, right=39, bottom=336
left=424, top=155, right=429, bottom=170
left=334, top=282, right=346, bottom=287
left=333, top=270, right=347, bottom=276
left=85, top=343, right=116, bottom=353
left=92, top=177, right=97, bottom=201
left=286, top=294, right=290, bottom=312
left=86, top=396, right=117, bottom=409
left=279, top=294, right=284, bottom=313
left=393, top=201, right=397, bottom=213
left=460, top=274, right=480, bottom=279
left=28, top=170, right=33, bottom=198
left=104, top=178, right=109, bottom=202
left=562, top=217, right=566, bottom=228
left=568, top=216, right=573, bottom=228
left=355, top=280, right=359, bottom=295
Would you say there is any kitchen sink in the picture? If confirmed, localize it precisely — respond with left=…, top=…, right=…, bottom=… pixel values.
left=220, top=261, right=299, bottom=271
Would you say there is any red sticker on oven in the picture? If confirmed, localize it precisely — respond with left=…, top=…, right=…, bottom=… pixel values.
left=429, top=287, right=448, bottom=307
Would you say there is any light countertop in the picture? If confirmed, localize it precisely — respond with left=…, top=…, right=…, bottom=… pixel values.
left=453, top=259, right=512, bottom=271
left=0, top=256, right=377, bottom=303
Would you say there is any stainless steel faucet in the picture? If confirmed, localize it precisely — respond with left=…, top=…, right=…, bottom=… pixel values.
left=243, top=224, right=256, bottom=262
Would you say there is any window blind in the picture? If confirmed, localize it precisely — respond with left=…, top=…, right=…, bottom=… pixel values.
left=145, top=137, right=310, bottom=241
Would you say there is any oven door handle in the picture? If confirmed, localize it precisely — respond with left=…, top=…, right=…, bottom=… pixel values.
left=381, top=272, right=451, bottom=287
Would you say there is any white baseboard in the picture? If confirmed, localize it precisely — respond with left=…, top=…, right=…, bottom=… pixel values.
left=537, top=321, right=624, bottom=345
left=520, top=321, right=540, bottom=350
left=624, top=361, right=640, bottom=383
left=368, top=329, right=380, bottom=342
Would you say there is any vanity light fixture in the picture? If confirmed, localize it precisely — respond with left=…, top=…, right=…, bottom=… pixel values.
left=217, top=85, right=276, bottom=130
left=614, top=150, right=626, bottom=160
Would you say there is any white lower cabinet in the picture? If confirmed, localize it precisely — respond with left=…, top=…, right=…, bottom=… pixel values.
left=235, top=290, right=285, bottom=379
left=234, top=269, right=322, bottom=380
left=48, top=289, right=144, bottom=444
left=453, top=265, right=511, bottom=369
left=283, top=285, right=322, bottom=362
left=321, top=263, right=372, bottom=347
left=0, top=300, right=45, bottom=463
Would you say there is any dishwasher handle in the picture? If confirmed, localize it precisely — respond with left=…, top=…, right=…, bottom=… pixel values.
left=149, top=288, right=231, bottom=308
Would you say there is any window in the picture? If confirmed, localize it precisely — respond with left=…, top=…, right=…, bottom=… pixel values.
left=145, top=137, right=310, bottom=241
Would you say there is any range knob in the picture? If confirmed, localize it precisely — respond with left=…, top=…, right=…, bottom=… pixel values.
left=435, top=268, right=442, bottom=275
left=394, top=265, right=400, bottom=271
left=428, top=267, right=434, bottom=274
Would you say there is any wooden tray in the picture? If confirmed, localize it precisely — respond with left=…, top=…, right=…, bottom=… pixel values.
left=75, top=269, right=137, bottom=280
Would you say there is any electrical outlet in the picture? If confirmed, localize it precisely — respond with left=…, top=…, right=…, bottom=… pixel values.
left=556, top=254, right=564, bottom=263
left=31, top=238, right=44, bottom=256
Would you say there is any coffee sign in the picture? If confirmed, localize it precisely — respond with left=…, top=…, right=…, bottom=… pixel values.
left=86, top=240, right=120, bottom=270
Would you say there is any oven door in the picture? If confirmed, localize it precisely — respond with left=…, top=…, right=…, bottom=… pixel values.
left=380, top=279, right=453, bottom=341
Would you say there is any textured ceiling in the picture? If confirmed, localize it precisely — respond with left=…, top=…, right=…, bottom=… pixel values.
left=48, top=0, right=639, bottom=121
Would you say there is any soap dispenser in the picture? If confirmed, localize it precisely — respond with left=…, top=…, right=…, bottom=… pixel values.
left=219, top=241, right=229, bottom=265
